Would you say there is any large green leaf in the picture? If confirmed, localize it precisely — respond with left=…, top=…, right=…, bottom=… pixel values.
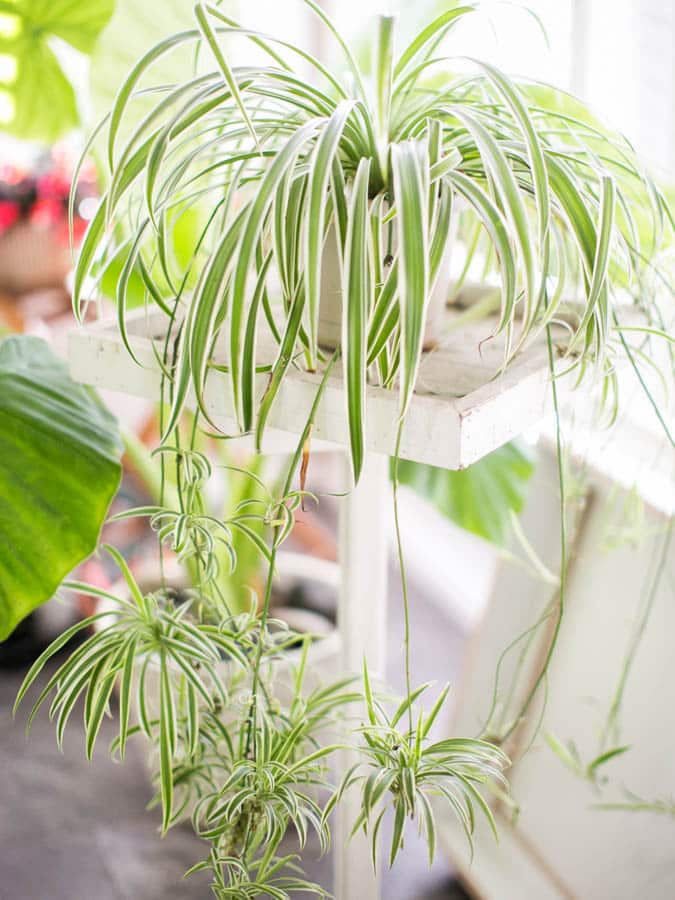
left=1, top=40, right=78, bottom=141
left=0, top=336, right=122, bottom=640
left=0, top=0, right=114, bottom=141
left=394, top=442, right=535, bottom=547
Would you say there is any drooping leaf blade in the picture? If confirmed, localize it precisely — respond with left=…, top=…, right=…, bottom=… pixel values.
left=391, top=140, right=430, bottom=418
left=342, top=157, right=372, bottom=482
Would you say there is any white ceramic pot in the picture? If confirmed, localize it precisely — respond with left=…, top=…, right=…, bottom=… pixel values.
left=317, top=220, right=458, bottom=351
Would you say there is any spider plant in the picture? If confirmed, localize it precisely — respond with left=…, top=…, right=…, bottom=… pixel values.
left=14, top=544, right=252, bottom=833
left=74, top=1, right=670, bottom=481
left=187, top=848, right=329, bottom=899
left=14, top=0, right=675, bottom=894
left=325, top=663, right=509, bottom=868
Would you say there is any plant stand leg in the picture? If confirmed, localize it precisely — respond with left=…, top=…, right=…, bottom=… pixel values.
left=335, top=450, right=389, bottom=900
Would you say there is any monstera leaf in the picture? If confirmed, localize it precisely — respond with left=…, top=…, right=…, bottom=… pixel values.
left=0, top=0, right=115, bottom=141
left=395, top=442, right=535, bottom=547
left=0, top=335, right=122, bottom=640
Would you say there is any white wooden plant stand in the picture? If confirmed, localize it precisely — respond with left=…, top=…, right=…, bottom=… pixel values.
left=68, top=305, right=565, bottom=900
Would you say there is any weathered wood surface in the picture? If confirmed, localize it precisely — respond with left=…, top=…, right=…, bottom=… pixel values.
left=69, top=306, right=564, bottom=470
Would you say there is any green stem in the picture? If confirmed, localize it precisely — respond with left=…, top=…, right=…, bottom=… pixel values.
left=615, top=318, right=675, bottom=449
left=495, top=600, right=550, bottom=736
left=600, top=516, right=674, bottom=750
left=392, top=420, right=413, bottom=736
left=501, top=323, right=566, bottom=743
left=158, top=313, right=184, bottom=593
left=122, top=428, right=175, bottom=506
left=245, top=546, right=277, bottom=755
left=244, top=353, right=338, bottom=757
left=480, top=604, right=555, bottom=740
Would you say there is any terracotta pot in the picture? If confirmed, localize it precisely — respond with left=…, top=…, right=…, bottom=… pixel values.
left=0, top=222, right=71, bottom=293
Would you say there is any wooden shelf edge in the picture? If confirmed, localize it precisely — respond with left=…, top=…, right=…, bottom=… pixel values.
left=67, top=308, right=560, bottom=470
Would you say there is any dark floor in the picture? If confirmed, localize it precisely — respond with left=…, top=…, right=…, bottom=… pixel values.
left=0, top=560, right=471, bottom=900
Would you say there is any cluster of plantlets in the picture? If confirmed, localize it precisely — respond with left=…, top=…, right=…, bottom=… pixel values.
left=12, top=0, right=675, bottom=895
left=15, top=360, right=506, bottom=896
left=116, top=440, right=277, bottom=615
left=15, top=537, right=506, bottom=896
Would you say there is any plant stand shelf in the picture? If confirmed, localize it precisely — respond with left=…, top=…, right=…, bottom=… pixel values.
left=67, top=306, right=563, bottom=900
left=68, top=306, right=565, bottom=470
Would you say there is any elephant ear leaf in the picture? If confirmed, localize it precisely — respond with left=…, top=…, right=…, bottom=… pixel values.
left=0, top=0, right=115, bottom=141
left=0, top=335, right=122, bottom=640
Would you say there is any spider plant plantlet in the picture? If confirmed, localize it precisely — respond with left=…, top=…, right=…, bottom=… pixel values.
left=325, top=663, right=510, bottom=868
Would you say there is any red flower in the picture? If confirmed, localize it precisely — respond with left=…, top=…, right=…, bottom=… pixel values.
left=29, top=196, right=64, bottom=228
left=36, top=172, right=71, bottom=200
left=0, top=200, right=20, bottom=232
left=53, top=216, right=87, bottom=246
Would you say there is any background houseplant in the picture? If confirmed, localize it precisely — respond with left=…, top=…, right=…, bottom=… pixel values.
left=8, top=2, right=674, bottom=898
left=0, top=1, right=115, bottom=301
left=0, top=0, right=114, bottom=143
left=0, top=151, right=97, bottom=294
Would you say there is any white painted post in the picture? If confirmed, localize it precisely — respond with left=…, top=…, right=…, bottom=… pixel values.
left=334, top=450, right=389, bottom=900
